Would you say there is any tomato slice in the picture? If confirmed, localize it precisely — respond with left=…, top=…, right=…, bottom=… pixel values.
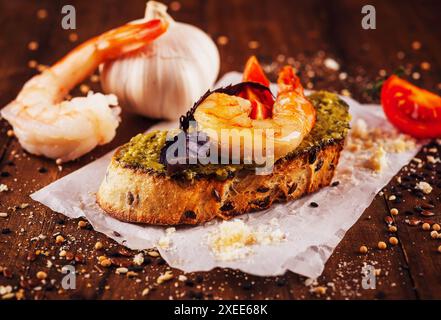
left=381, top=75, right=441, bottom=138
left=241, top=56, right=274, bottom=120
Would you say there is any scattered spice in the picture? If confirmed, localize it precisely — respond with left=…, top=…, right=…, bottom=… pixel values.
left=388, top=226, right=397, bottom=233
left=422, top=223, right=431, bottom=231
left=217, top=35, right=229, bottom=46
left=248, top=40, right=260, bottom=49
left=169, top=1, right=181, bottom=11
left=323, top=58, right=340, bottom=71
left=389, top=237, right=399, bottom=246
left=141, top=288, right=150, bottom=296
left=28, top=41, right=39, bottom=51
left=310, top=202, right=319, bottom=208
left=55, top=235, right=65, bottom=244
left=359, top=245, right=368, bottom=254
left=147, top=251, right=159, bottom=257
left=420, top=61, right=431, bottom=71
left=100, top=258, right=112, bottom=267
left=36, top=9, right=48, bottom=19
left=411, top=40, right=422, bottom=50
left=68, top=32, right=78, bottom=42
left=36, top=271, right=47, bottom=280
left=90, top=74, right=100, bottom=83
left=79, top=84, right=90, bottom=94
left=415, top=181, right=433, bottom=194
left=116, top=267, right=128, bottom=275
left=38, top=167, right=47, bottom=173
left=78, top=220, right=88, bottom=228
left=157, top=271, right=174, bottom=284
left=94, top=241, right=103, bottom=250
left=377, top=241, right=387, bottom=250
left=331, top=181, right=340, bottom=187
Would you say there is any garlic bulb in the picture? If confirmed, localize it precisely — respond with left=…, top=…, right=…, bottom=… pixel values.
left=100, top=1, right=220, bottom=120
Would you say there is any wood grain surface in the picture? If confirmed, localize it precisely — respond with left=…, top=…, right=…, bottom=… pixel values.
left=0, top=0, right=440, bottom=300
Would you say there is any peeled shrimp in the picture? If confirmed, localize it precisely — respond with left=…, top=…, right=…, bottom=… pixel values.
left=1, top=19, right=167, bottom=162
left=194, top=57, right=316, bottom=161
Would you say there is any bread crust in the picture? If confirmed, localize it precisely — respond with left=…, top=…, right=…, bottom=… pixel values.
left=97, top=140, right=344, bottom=225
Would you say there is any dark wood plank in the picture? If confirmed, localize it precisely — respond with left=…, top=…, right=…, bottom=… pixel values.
left=0, top=0, right=440, bottom=300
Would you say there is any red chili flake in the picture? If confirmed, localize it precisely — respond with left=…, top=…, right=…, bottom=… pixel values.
left=27, top=252, right=37, bottom=262
left=2, top=267, right=13, bottom=278
left=110, top=257, right=132, bottom=268
left=420, top=210, right=435, bottom=217
left=74, top=253, right=85, bottom=264
left=384, top=216, right=394, bottom=225
left=405, top=217, right=422, bottom=226
left=117, top=247, right=134, bottom=257
left=65, top=251, right=75, bottom=261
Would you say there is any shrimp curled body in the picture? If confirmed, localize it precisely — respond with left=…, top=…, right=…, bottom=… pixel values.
left=1, top=19, right=167, bottom=162
left=194, top=57, right=316, bottom=161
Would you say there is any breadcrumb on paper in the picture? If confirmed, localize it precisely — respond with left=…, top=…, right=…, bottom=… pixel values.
left=348, top=118, right=416, bottom=173
left=208, top=219, right=286, bottom=261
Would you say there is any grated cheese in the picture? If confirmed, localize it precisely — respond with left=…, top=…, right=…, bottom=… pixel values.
left=208, top=219, right=286, bottom=261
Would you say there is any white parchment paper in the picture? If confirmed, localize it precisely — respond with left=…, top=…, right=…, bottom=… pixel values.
left=31, top=72, right=423, bottom=278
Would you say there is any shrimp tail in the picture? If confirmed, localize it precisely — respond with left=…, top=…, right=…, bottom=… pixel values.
left=95, top=19, right=168, bottom=61
left=277, top=66, right=304, bottom=96
left=240, top=56, right=274, bottom=120
left=242, top=56, right=270, bottom=87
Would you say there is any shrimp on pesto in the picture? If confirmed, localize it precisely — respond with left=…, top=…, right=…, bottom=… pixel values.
left=193, top=56, right=316, bottom=161
left=1, top=19, right=168, bottom=162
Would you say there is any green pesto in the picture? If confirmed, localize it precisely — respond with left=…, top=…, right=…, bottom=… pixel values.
left=115, top=91, right=350, bottom=179
left=116, top=130, right=168, bottom=172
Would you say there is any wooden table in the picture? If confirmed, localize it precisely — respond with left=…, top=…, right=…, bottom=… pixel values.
left=0, top=0, right=440, bottom=300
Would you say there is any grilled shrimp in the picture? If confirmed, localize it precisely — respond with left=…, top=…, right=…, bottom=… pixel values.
left=194, top=56, right=316, bottom=161
left=1, top=19, right=167, bottom=162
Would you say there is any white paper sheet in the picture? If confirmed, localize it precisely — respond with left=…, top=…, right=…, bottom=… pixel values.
left=31, top=72, right=423, bottom=278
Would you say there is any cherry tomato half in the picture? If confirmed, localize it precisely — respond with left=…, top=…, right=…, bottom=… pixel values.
left=381, top=75, right=441, bottom=138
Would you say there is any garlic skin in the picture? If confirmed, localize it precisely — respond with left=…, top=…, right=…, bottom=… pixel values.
left=100, top=1, right=220, bottom=120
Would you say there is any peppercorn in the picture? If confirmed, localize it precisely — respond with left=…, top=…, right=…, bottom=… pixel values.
left=422, top=223, right=431, bottom=231
left=378, top=241, right=387, bottom=250
left=389, top=237, right=399, bottom=246
left=36, top=271, right=47, bottom=280
left=388, top=226, right=397, bottom=233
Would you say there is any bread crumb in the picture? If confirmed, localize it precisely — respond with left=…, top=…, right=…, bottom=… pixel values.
left=133, top=253, right=144, bottom=266
left=157, top=227, right=176, bottom=250
left=416, top=181, right=432, bottom=194
left=348, top=118, right=416, bottom=173
left=208, top=219, right=286, bottom=261
left=365, top=146, right=386, bottom=172
left=157, top=271, right=173, bottom=284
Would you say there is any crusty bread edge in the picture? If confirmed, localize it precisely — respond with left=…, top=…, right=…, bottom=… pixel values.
left=97, top=140, right=344, bottom=225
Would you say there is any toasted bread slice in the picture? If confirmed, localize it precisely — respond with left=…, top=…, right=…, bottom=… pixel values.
left=97, top=91, right=350, bottom=225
